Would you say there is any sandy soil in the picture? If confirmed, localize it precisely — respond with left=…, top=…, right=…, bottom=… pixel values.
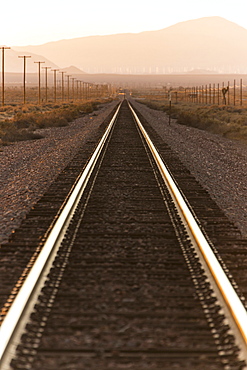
left=0, top=100, right=119, bottom=244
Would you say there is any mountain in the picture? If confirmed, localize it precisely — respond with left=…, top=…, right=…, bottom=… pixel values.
left=1, top=48, right=59, bottom=73
left=12, top=17, right=247, bottom=74
left=60, top=65, right=87, bottom=74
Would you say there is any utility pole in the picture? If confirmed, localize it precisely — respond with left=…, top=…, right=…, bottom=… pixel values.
left=18, top=55, right=31, bottom=104
left=234, top=79, right=236, bottom=106
left=79, top=81, right=82, bottom=100
left=168, top=89, right=172, bottom=125
left=86, top=82, right=89, bottom=100
left=51, top=69, right=59, bottom=103
left=76, top=80, right=79, bottom=101
left=1, top=46, right=11, bottom=106
left=34, top=61, right=45, bottom=104
left=228, top=81, right=230, bottom=105
left=83, top=82, right=85, bottom=99
left=240, top=78, right=243, bottom=106
left=86, top=82, right=90, bottom=100
left=66, top=75, right=71, bottom=101
left=59, top=71, right=66, bottom=102
left=42, top=66, right=51, bottom=102
left=71, top=77, right=76, bottom=101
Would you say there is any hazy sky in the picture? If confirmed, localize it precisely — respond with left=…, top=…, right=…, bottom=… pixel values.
left=2, top=0, right=247, bottom=46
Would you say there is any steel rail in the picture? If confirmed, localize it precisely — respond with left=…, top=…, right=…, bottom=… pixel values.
left=129, top=102, right=247, bottom=352
left=0, top=102, right=121, bottom=365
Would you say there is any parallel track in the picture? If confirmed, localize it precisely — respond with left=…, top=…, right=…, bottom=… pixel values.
left=1, top=100, right=247, bottom=369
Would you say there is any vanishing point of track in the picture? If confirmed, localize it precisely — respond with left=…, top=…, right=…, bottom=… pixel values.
left=1, top=99, right=247, bottom=369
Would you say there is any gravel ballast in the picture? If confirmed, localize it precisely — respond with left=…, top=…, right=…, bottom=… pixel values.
left=0, top=98, right=246, bottom=245
left=131, top=99, right=247, bottom=237
left=0, top=100, right=118, bottom=244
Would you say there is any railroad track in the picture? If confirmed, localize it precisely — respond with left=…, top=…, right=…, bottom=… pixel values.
left=1, top=99, right=247, bottom=369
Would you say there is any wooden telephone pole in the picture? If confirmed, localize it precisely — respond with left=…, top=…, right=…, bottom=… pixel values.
left=18, top=55, right=31, bottom=104
left=34, top=61, right=45, bottom=104
left=1, top=46, right=11, bottom=106
left=42, top=66, right=51, bottom=102
left=51, top=69, right=59, bottom=102
left=59, top=71, right=66, bottom=102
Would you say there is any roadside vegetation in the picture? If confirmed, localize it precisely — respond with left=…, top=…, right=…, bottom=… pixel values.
left=0, top=99, right=111, bottom=145
left=135, top=94, right=247, bottom=144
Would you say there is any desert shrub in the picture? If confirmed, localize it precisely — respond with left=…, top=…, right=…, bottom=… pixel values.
left=0, top=99, right=104, bottom=144
left=176, top=109, right=243, bottom=137
left=139, top=97, right=247, bottom=144
left=0, top=105, right=13, bottom=113
left=177, top=111, right=200, bottom=127
left=59, top=108, right=78, bottom=122
left=1, top=126, right=43, bottom=144
left=13, top=113, right=38, bottom=129
left=34, top=112, right=68, bottom=128
left=81, top=102, right=94, bottom=113
left=48, top=116, right=68, bottom=127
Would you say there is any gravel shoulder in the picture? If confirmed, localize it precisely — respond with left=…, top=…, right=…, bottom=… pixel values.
left=1, top=98, right=246, bottom=245
left=131, top=99, right=247, bottom=237
left=0, top=100, right=119, bottom=244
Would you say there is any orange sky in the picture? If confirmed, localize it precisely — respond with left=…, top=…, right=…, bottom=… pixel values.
left=1, top=0, right=247, bottom=46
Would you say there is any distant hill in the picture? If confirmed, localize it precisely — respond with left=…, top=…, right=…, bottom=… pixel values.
left=1, top=48, right=59, bottom=73
left=60, top=65, right=87, bottom=74
left=187, top=69, right=217, bottom=74
left=12, top=17, right=247, bottom=74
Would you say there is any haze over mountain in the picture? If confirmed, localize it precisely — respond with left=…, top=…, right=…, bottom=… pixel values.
left=60, top=66, right=87, bottom=74
left=1, top=49, right=59, bottom=73
left=11, top=17, right=247, bottom=74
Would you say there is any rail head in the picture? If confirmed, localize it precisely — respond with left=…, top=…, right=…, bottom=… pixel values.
left=128, top=101, right=247, bottom=359
left=1, top=100, right=247, bottom=366
left=0, top=102, right=122, bottom=366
